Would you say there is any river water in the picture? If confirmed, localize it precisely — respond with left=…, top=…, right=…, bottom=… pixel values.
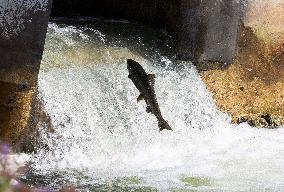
left=21, top=18, right=284, bottom=191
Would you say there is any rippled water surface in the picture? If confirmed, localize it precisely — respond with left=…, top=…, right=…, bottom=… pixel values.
left=21, top=18, right=284, bottom=191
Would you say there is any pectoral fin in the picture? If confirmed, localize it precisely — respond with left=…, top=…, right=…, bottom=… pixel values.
left=148, top=74, right=155, bottom=85
left=137, top=94, right=144, bottom=102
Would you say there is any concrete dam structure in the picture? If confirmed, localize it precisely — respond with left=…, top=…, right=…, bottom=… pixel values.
left=51, top=0, right=242, bottom=63
left=0, top=0, right=243, bottom=148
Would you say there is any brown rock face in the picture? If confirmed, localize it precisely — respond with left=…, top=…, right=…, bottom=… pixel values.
left=200, top=19, right=284, bottom=128
left=0, top=81, right=35, bottom=146
left=0, top=81, right=54, bottom=152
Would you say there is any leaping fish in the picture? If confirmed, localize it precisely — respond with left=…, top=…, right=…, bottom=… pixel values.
left=127, top=59, right=172, bottom=131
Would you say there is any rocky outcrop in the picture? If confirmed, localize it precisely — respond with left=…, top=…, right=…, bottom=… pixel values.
left=0, top=82, right=35, bottom=146
left=0, top=81, right=54, bottom=152
left=200, top=1, right=284, bottom=128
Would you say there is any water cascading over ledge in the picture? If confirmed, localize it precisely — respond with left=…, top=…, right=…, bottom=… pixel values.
left=20, top=20, right=284, bottom=191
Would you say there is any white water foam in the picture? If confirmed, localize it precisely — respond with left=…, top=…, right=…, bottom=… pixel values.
left=31, top=21, right=284, bottom=191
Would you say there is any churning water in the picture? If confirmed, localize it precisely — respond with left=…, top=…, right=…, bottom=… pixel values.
left=24, top=18, right=284, bottom=191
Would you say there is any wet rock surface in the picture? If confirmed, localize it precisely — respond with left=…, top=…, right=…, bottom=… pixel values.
left=0, top=81, right=35, bottom=148
left=0, top=81, right=54, bottom=152
left=200, top=6, right=284, bottom=128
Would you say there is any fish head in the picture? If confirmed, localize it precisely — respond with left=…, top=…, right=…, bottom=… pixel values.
left=127, top=59, right=141, bottom=74
left=127, top=59, right=148, bottom=82
left=127, top=58, right=148, bottom=76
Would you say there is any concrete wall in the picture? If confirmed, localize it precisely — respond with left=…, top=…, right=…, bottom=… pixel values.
left=177, top=0, right=242, bottom=63
left=0, top=0, right=53, bottom=149
left=0, top=0, right=53, bottom=85
left=202, top=0, right=242, bottom=63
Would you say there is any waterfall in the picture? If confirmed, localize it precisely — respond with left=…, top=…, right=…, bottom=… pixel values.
left=25, top=18, right=284, bottom=191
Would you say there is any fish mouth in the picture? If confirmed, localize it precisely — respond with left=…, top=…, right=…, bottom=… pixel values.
left=127, top=59, right=134, bottom=65
left=127, top=59, right=136, bottom=63
left=127, top=59, right=133, bottom=63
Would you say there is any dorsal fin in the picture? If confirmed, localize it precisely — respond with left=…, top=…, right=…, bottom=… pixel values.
left=148, top=74, right=155, bottom=85
left=137, top=93, right=144, bottom=102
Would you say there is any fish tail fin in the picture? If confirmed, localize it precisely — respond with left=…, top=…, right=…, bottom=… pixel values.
left=158, top=119, right=172, bottom=131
